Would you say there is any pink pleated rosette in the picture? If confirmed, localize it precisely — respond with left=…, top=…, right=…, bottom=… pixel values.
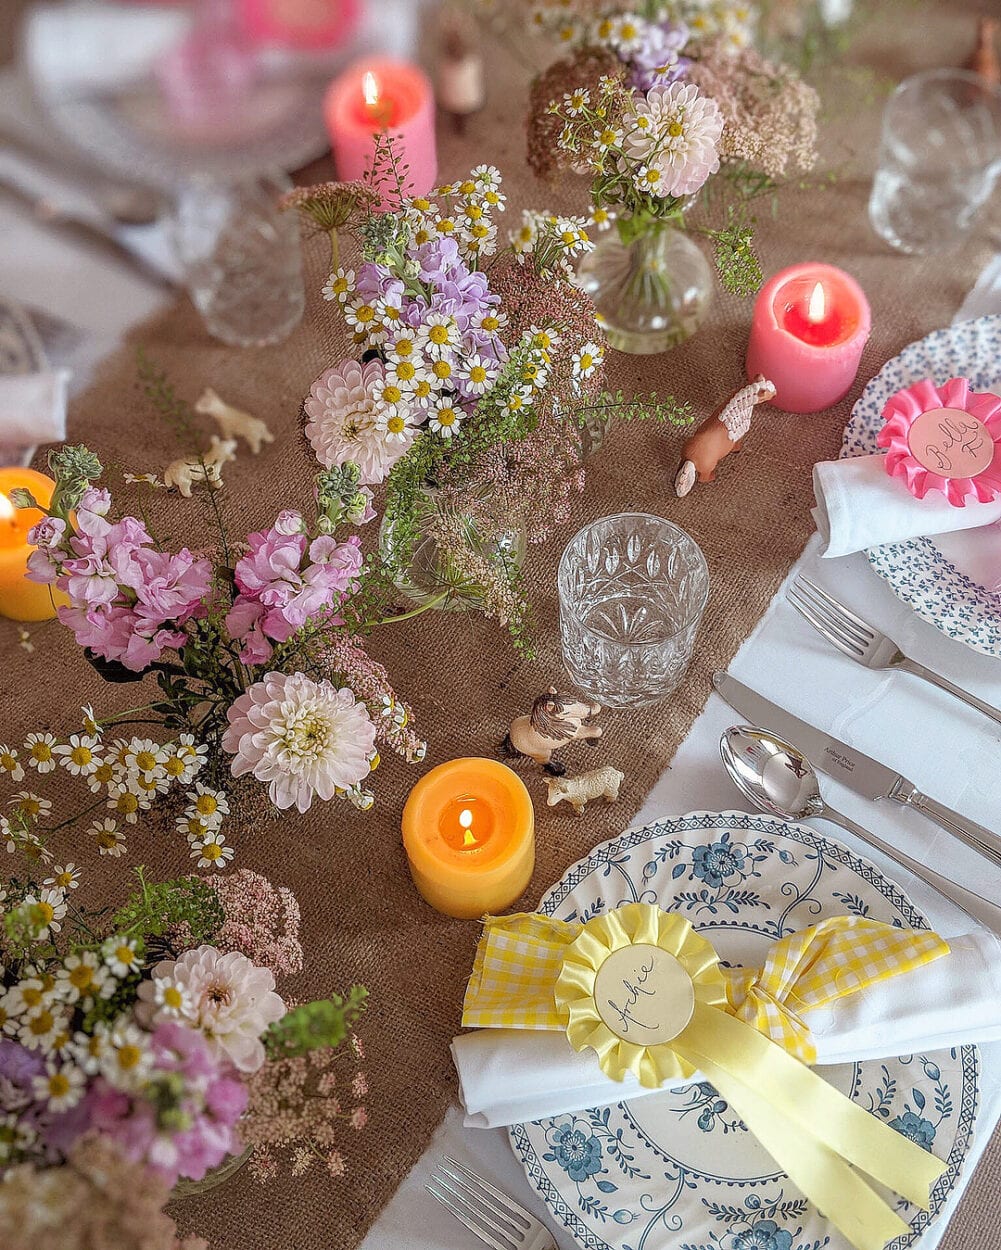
left=878, top=375, right=1001, bottom=505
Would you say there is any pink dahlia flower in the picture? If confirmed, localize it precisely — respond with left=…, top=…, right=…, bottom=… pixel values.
left=140, top=948, right=285, bottom=1074
left=221, top=670, right=376, bottom=812
left=625, top=81, right=723, bottom=197
left=305, top=357, right=413, bottom=485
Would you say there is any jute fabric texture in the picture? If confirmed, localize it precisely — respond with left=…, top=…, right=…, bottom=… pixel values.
left=2, top=3, right=1000, bottom=1247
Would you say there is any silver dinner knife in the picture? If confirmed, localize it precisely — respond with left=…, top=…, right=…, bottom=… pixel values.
left=713, top=671, right=1001, bottom=870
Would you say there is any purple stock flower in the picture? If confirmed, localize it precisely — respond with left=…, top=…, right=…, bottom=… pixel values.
left=629, top=20, right=690, bottom=92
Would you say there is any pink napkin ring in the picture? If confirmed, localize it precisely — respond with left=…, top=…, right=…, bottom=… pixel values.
left=878, top=376, right=1001, bottom=506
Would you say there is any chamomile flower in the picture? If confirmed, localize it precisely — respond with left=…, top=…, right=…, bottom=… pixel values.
left=511, top=217, right=538, bottom=255
left=23, top=888, right=66, bottom=939
left=178, top=813, right=216, bottom=843
left=385, top=358, right=421, bottom=391
left=191, top=832, right=235, bottom=871
left=563, top=87, right=591, bottom=116
left=8, top=791, right=51, bottom=821
left=462, top=220, right=499, bottom=254
left=53, top=735, right=100, bottom=777
left=0, top=1112, right=36, bottom=1162
left=428, top=356, right=457, bottom=387
left=593, top=123, right=624, bottom=151
left=80, top=705, right=101, bottom=736
left=343, top=297, right=381, bottom=333
left=555, top=217, right=590, bottom=254
left=528, top=324, right=562, bottom=353
left=44, top=863, right=80, bottom=892
left=2, top=977, right=52, bottom=1020
left=459, top=355, right=498, bottom=396
left=176, top=733, right=209, bottom=773
left=24, top=732, right=57, bottom=774
left=107, top=784, right=147, bottom=823
left=56, top=952, right=109, bottom=1005
left=474, top=308, right=508, bottom=334
left=429, top=398, right=465, bottom=439
left=101, top=1021, right=153, bottom=1090
left=0, top=746, right=24, bottom=783
left=418, top=313, right=462, bottom=358
left=409, top=372, right=437, bottom=409
left=32, top=1061, right=86, bottom=1112
left=19, top=1003, right=68, bottom=1052
left=434, top=214, right=458, bottom=237
left=589, top=204, right=614, bottom=229
left=71, top=1023, right=110, bottom=1074
left=505, top=387, right=534, bottom=415
left=610, top=13, right=645, bottom=52
left=472, top=164, right=502, bottom=188
left=482, top=186, right=506, bottom=211
left=375, top=378, right=409, bottom=412
left=123, top=738, right=166, bottom=780
left=379, top=410, right=417, bottom=445
left=186, top=783, right=230, bottom=823
left=151, top=976, right=194, bottom=1019
left=632, top=163, right=664, bottom=194
left=91, top=818, right=127, bottom=858
left=102, top=937, right=140, bottom=980
left=386, top=330, right=420, bottom=363
left=86, top=758, right=117, bottom=792
left=321, top=266, right=355, bottom=303
left=572, top=341, right=604, bottom=380
left=519, top=357, right=549, bottom=390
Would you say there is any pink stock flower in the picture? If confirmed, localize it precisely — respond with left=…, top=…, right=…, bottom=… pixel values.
left=131, top=548, right=212, bottom=625
left=225, top=598, right=274, bottom=665
left=27, top=515, right=66, bottom=550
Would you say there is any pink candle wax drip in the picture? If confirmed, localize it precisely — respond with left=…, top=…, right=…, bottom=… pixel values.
left=746, top=263, right=871, bottom=414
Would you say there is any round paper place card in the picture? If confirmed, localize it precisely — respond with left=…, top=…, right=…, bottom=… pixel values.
left=878, top=375, right=1001, bottom=505
left=593, top=942, right=696, bottom=1046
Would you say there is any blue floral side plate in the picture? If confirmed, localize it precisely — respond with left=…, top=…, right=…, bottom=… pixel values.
left=509, top=812, right=980, bottom=1250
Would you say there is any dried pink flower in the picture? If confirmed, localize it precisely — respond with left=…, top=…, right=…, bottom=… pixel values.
left=204, top=869, right=304, bottom=979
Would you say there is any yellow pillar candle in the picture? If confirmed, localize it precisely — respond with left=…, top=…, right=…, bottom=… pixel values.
left=402, top=758, right=535, bottom=920
left=0, top=467, right=66, bottom=622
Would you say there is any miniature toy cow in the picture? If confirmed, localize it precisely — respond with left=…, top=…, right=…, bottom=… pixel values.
left=194, top=387, right=274, bottom=455
left=674, top=375, right=776, bottom=497
left=163, top=436, right=237, bottom=498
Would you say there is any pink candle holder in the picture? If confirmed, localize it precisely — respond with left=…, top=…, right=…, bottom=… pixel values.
left=878, top=376, right=1001, bottom=505
left=324, top=58, right=437, bottom=208
left=746, top=263, right=871, bottom=414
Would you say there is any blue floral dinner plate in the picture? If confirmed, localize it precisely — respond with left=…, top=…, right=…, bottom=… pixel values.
left=842, top=315, right=1001, bottom=657
left=509, top=812, right=980, bottom=1250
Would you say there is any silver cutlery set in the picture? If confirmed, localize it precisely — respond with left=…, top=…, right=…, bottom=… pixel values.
left=716, top=574, right=1001, bottom=926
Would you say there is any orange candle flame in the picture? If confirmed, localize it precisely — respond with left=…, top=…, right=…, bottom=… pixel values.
left=361, top=70, right=394, bottom=127
left=0, top=492, right=15, bottom=525
left=807, top=281, right=826, bottom=323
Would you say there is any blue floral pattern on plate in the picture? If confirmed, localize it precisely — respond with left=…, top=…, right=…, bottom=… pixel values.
left=842, top=314, right=1001, bottom=656
left=509, top=812, right=980, bottom=1250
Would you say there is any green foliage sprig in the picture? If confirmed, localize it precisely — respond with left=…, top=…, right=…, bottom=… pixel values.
left=264, top=986, right=368, bottom=1060
left=111, top=867, right=224, bottom=945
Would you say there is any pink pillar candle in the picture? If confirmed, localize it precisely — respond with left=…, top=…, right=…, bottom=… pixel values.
left=746, top=263, right=871, bottom=414
left=236, top=0, right=361, bottom=49
left=324, top=58, right=437, bottom=207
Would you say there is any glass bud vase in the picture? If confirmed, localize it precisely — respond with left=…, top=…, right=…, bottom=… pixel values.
left=576, top=222, right=713, bottom=355
left=379, top=484, right=527, bottom=613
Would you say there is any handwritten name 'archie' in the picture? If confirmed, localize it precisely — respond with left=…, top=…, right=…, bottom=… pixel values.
left=605, top=957, right=657, bottom=1034
left=919, top=415, right=986, bottom=475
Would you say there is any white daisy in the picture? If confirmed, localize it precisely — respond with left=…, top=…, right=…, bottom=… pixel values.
left=185, top=783, right=230, bottom=823
left=191, top=832, right=235, bottom=871
left=177, top=813, right=217, bottom=844
left=85, top=758, right=117, bottom=793
left=150, top=976, right=194, bottom=1020
left=0, top=1112, right=36, bottom=1162
left=102, top=937, right=140, bottom=980
left=80, top=705, right=101, bottom=736
left=8, top=791, right=51, bottom=821
left=572, top=340, right=605, bottom=380
left=379, top=409, right=418, bottom=445
left=56, top=951, right=109, bottom=1005
left=429, top=398, right=465, bottom=439
left=71, top=1023, right=110, bottom=1075
left=123, top=738, right=166, bottom=780
left=44, top=863, right=81, bottom=892
left=23, top=888, right=66, bottom=939
left=562, top=87, right=591, bottom=116
left=321, top=266, right=355, bottom=303
left=459, top=355, right=499, bottom=396
left=416, top=313, right=462, bottom=359
left=101, top=1021, right=153, bottom=1090
left=106, top=784, right=148, bottom=824
left=1, top=977, right=51, bottom=1021
left=91, top=818, right=127, bottom=857
left=471, top=163, right=501, bottom=188
left=0, top=746, right=24, bottom=783
left=428, top=355, right=458, bottom=388
left=32, top=1061, right=86, bottom=1112
left=18, top=1003, right=68, bottom=1052
left=23, top=732, right=57, bottom=774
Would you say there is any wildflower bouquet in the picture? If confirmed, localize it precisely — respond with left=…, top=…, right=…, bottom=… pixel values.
left=519, top=1, right=821, bottom=348
left=16, top=439, right=425, bottom=819
left=289, top=164, right=693, bottom=646
left=0, top=856, right=367, bottom=1238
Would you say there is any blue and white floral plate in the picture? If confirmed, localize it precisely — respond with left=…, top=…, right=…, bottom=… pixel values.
left=842, top=315, right=1001, bottom=656
left=510, top=812, right=980, bottom=1250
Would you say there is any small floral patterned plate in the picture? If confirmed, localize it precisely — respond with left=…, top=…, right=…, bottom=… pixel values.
left=510, top=812, right=979, bottom=1250
left=842, top=315, right=1001, bottom=656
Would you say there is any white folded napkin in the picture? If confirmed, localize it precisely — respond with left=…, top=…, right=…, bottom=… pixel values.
left=453, top=928, right=1001, bottom=1128
left=813, top=454, right=1001, bottom=559
left=23, top=4, right=190, bottom=99
left=0, top=369, right=69, bottom=466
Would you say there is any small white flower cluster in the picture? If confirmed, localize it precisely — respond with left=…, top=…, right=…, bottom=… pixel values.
left=0, top=713, right=232, bottom=870
left=509, top=209, right=593, bottom=279
left=0, top=937, right=149, bottom=1121
left=681, top=0, right=755, bottom=50
left=403, top=164, right=507, bottom=264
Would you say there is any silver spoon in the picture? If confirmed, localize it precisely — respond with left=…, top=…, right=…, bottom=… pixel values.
left=720, top=724, right=1001, bottom=930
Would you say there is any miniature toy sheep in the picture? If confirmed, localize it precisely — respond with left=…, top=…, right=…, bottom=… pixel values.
left=545, top=766, right=624, bottom=815
left=194, top=387, right=274, bottom=455
left=163, top=436, right=237, bottom=498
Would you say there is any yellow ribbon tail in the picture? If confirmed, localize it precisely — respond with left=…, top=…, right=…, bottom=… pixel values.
left=674, top=1004, right=946, bottom=1250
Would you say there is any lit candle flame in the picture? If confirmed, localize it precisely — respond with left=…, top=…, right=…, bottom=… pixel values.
left=807, top=281, right=826, bottom=324
left=362, top=71, right=380, bottom=111
left=0, top=492, right=15, bottom=524
left=459, top=807, right=476, bottom=848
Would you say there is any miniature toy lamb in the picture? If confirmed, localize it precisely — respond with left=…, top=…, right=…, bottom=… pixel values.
left=545, top=766, right=624, bottom=815
left=163, top=436, right=237, bottom=498
left=194, top=387, right=274, bottom=455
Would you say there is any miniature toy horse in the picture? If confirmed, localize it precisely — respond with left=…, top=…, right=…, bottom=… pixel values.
left=502, top=687, right=602, bottom=775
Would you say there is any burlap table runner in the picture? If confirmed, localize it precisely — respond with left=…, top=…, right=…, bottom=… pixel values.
left=2, top=3, right=1001, bottom=1247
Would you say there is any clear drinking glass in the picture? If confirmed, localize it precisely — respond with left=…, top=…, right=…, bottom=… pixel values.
left=172, top=171, right=305, bottom=347
left=868, top=69, right=1001, bottom=255
left=558, top=513, right=710, bottom=709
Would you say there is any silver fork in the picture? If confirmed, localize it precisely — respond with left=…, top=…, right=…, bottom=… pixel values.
left=788, top=575, right=1001, bottom=726
left=426, top=1157, right=557, bottom=1250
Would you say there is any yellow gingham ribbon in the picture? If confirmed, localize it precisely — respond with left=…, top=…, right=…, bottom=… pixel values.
left=463, top=911, right=948, bottom=1062
left=461, top=904, right=951, bottom=1250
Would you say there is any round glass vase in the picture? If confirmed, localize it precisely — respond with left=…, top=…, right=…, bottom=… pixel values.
left=172, top=1146, right=251, bottom=1197
left=378, top=483, right=527, bottom=613
left=575, top=221, right=713, bottom=355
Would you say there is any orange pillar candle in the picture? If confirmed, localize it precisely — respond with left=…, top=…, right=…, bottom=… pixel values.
left=0, top=467, right=65, bottom=621
left=402, top=758, right=535, bottom=920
